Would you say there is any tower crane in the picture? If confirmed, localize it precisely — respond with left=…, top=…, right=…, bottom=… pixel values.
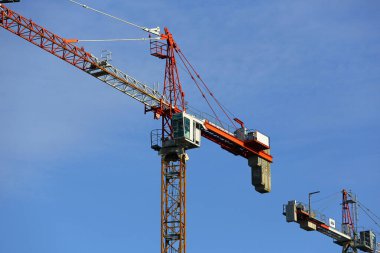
left=283, top=189, right=378, bottom=253
left=0, top=2, right=273, bottom=253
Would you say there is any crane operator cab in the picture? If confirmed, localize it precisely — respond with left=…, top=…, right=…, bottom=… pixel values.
left=172, top=112, right=203, bottom=150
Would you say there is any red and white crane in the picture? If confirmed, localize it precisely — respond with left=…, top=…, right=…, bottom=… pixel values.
left=0, top=2, right=273, bottom=253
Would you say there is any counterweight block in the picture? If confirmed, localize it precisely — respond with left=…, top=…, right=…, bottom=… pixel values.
left=248, top=151, right=271, bottom=193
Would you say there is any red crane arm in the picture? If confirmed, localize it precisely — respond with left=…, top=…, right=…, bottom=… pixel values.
left=202, top=121, right=272, bottom=161
left=0, top=4, right=272, bottom=166
left=0, top=4, right=168, bottom=111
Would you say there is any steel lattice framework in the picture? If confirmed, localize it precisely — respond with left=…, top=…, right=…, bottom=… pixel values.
left=341, top=190, right=358, bottom=253
left=1, top=4, right=273, bottom=253
left=0, top=4, right=168, bottom=110
left=161, top=156, right=186, bottom=253
left=157, top=28, right=187, bottom=253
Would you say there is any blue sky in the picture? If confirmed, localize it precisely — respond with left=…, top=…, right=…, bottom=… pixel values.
left=1, top=1, right=379, bottom=252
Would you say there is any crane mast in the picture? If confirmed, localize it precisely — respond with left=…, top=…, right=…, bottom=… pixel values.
left=1, top=3, right=273, bottom=253
left=155, top=28, right=187, bottom=253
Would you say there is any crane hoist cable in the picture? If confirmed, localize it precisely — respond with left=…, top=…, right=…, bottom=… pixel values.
left=175, top=52, right=224, bottom=127
left=175, top=49, right=238, bottom=129
left=67, top=37, right=161, bottom=43
left=176, top=49, right=238, bottom=127
left=357, top=204, right=380, bottom=237
left=312, top=191, right=341, bottom=212
left=357, top=200, right=380, bottom=222
left=313, top=191, right=340, bottom=203
left=68, top=0, right=161, bottom=36
left=357, top=202, right=380, bottom=230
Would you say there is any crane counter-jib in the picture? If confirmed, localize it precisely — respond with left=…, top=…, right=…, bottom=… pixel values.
left=168, top=111, right=272, bottom=193
left=176, top=111, right=272, bottom=162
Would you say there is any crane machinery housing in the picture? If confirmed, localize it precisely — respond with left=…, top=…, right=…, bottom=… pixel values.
left=283, top=189, right=377, bottom=253
left=0, top=2, right=273, bottom=253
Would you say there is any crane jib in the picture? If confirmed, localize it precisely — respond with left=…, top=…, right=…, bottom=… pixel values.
left=0, top=4, right=168, bottom=110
